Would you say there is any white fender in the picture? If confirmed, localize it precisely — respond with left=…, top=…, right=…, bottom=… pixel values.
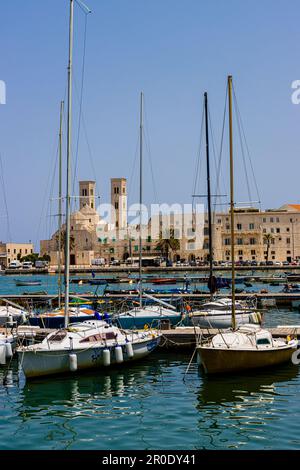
left=125, top=342, right=134, bottom=358
left=103, top=348, right=111, bottom=366
left=115, top=345, right=123, bottom=363
left=5, top=342, right=13, bottom=359
left=69, top=353, right=77, bottom=372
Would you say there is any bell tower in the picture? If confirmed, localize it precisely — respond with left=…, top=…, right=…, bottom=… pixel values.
left=111, top=178, right=127, bottom=229
left=79, top=181, right=96, bottom=210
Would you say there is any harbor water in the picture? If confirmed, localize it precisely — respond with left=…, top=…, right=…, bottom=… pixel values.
left=1, top=273, right=300, bottom=449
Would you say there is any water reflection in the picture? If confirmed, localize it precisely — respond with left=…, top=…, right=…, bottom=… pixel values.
left=196, top=365, right=300, bottom=449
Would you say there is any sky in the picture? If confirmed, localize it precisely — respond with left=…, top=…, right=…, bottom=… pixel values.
left=0, top=0, right=300, bottom=250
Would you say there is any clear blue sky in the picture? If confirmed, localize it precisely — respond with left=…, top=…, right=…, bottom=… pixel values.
left=1, top=0, right=300, bottom=250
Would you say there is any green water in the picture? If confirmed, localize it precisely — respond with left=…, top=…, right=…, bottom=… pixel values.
left=1, top=347, right=300, bottom=450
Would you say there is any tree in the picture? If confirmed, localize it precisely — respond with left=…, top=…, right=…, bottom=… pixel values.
left=155, top=229, right=180, bottom=262
left=55, top=230, right=75, bottom=254
left=263, top=233, right=274, bottom=262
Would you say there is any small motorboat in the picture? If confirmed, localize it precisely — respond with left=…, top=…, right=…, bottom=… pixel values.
left=15, top=279, right=42, bottom=287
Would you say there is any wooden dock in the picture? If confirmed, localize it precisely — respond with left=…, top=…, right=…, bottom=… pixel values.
left=159, top=326, right=300, bottom=350
left=7, top=325, right=300, bottom=351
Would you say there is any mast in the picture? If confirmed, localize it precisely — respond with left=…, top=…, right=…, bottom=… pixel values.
left=139, top=92, right=143, bottom=308
left=64, top=0, right=74, bottom=328
left=204, top=92, right=214, bottom=300
left=228, top=75, right=236, bottom=330
left=58, top=100, right=64, bottom=309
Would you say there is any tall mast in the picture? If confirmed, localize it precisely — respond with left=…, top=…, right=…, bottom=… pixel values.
left=139, top=92, right=143, bottom=308
left=58, top=100, right=64, bottom=309
left=204, top=92, right=214, bottom=300
left=228, top=75, right=236, bottom=330
left=64, top=0, right=74, bottom=328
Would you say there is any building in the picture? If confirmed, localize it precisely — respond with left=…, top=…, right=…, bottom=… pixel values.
left=40, top=177, right=300, bottom=265
left=0, top=242, right=34, bottom=267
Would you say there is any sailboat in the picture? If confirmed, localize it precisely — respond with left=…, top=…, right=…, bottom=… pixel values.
left=17, top=0, right=161, bottom=379
left=115, top=92, right=182, bottom=329
left=196, top=76, right=298, bottom=374
left=189, top=92, right=261, bottom=329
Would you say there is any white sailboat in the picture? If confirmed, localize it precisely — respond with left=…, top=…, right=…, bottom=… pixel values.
left=17, top=0, right=161, bottom=379
left=189, top=92, right=261, bottom=329
left=196, top=77, right=298, bottom=374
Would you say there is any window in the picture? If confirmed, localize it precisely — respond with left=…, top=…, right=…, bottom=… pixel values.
left=90, top=189, right=93, bottom=195
left=251, top=250, right=256, bottom=255
left=271, top=251, right=275, bottom=255
left=263, top=218, right=266, bottom=223
left=224, top=238, right=231, bottom=246
left=287, top=228, right=290, bottom=232
left=263, top=228, right=266, bottom=233
left=249, top=223, right=254, bottom=230
left=226, top=224, right=230, bottom=230
left=237, top=223, right=242, bottom=230
left=91, top=203, right=94, bottom=209
left=276, top=217, right=280, bottom=223
left=276, top=228, right=280, bottom=233
left=217, top=219, right=221, bottom=224
left=270, top=217, right=274, bottom=223
left=287, top=238, right=291, bottom=244
left=25, top=249, right=27, bottom=254
left=271, top=239, right=275, bottom=245
left=7, top=249, right=10, bottom=253
left=271, top=228, right=274, bottom=233
left=116, top=221, right=119, bottom=228
left=237, top=238, right=243, bottom=245
left=238, top=250, right=243, bottom=256
left=115, top=202, right=119, bottom=210
left=123, top=188, right=125, bottom=194
left=257, top=338, right=271, bottom=346
left=134, top=245, right=139, bottom=252
left=250, top=238, right=256, bottom=245
left=287, top=250, right=291, bottom=254
left=147, top=236, right=152, bottom=242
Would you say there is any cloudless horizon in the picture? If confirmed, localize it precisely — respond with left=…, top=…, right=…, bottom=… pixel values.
left=1, top=0, right=300, bottom=250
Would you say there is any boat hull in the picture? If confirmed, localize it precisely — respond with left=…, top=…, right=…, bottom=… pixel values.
left=28, top=314, right=96, bottom=329
left=18, top=337, right=160, bottom=379
left=190, top=313, right=254, bottom=329
left=197, top=344, right=297, bottom=374
left=117, top=314, right=182, bottom=329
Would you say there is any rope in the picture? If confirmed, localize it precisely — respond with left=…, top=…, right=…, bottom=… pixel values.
left=0, top=152, right=12, bottom=242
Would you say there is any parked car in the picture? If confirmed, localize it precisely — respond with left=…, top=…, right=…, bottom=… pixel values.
left=250, top=260, right=258, bottom=266
left=266, top=261, right=274, bottom=266
left=22, top=261, right=33, bottom=269
left=9, top=260, right=22, bottom=269
left=282, top=261, right=290, bottom=266
left=274, top=261, right=282, bottom=266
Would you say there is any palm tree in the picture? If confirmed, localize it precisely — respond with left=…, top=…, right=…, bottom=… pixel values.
left=156, top=229, right=180, bottom=262
left=263, top=233, right=274, bottom=263
left=55, top=230, right=75, bottom=258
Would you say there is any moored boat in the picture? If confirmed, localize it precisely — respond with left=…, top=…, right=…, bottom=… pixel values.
left=17, top=319, right=161, bottom=378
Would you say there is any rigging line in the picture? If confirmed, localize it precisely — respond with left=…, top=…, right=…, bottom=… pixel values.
left=0, top=153, right=12, bottom=242
left=35, top=84, right=68, bottom=250
left=35, top=133, right=60, bottom=251
left=143, top=97, right=158, bottom=204
left=72, top=75, right=99, bottom=201
left=214, top=84, right=228, bottom=213
left=192, top=98, right=205, bottom=205
left=232, top=85, right=261, bottom=208
left=72, top=12, right=89, bottom=210
left=232, top=88, right=252, bottom=206
left=208, top=107, right=226, bottom=225
left=127, top=130, right=140, bottom=206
